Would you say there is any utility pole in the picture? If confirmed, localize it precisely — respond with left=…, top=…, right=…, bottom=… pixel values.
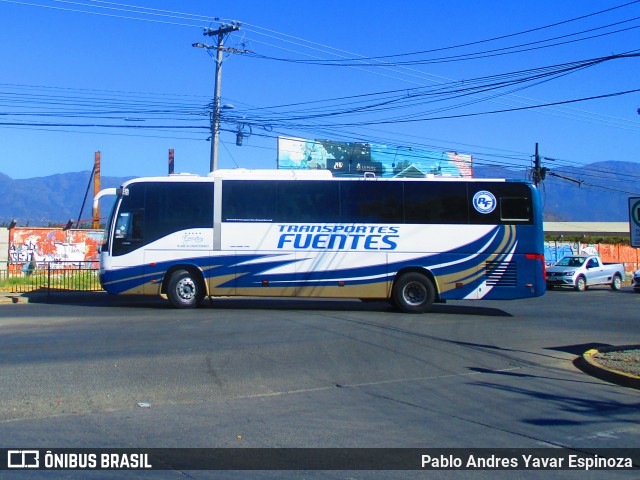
left=533, top=143, right=540, bottom=187
left=168, top=148, right=175, bottom=175
left=532, top=143, right=547, bottom=187
left=193, top=23, right=249, bottom=172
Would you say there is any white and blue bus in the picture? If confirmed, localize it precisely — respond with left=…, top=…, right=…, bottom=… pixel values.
left=97, top=169, right=546, bottom=313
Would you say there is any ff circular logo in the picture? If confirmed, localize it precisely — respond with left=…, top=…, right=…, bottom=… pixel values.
left=473, top=191, right=497, bottom=214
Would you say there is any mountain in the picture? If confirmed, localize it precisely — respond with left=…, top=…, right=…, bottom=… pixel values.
left=0, top=171, right=133, bottom=226
left=1, top=161, right=638, bottom=225
left=540, top=161, right=640, bottom=222
left=473, top=161, right=640, bottom=222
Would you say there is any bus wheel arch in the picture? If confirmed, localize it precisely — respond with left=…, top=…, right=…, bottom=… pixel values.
left=163, top=266, right=207, bottom=308
left=391, top=268, right=438, bottom=314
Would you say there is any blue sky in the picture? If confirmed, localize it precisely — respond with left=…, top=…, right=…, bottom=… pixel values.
left=1, top=0, right=639, bottom=181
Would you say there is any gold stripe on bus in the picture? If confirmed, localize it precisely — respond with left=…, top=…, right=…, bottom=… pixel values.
left=101, top=272, right=153, bottom=287
left=297, top=282, right=388, bottom=298
left=437, top=226, right=516, bottom=293
left=207, top=273, right=238, bottom=296
left=225, top=282, right=389, bottom=299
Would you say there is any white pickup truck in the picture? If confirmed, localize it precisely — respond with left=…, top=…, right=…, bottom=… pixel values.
left=546, top=255, right=625, bottom=292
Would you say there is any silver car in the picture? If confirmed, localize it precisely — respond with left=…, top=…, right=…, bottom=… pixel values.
left=633, top=268, right=640, bottom=292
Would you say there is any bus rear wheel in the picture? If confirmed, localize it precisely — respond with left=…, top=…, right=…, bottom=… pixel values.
left=392, top=272, right=435, bottom=314
left=167, top=269, right=204, bottom=308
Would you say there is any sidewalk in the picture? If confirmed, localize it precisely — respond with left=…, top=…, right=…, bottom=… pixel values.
left=0, top=291, right=30, bottom=304
left=0, top=290, right=104, bottom=304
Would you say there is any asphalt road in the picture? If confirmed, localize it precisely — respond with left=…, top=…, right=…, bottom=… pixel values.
left=0, top=288, right=638, bottom=479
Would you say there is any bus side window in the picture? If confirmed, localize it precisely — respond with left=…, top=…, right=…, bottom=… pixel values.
left=112, top=183, right=146, bottom=256
left=114, top=209, right=143, bottom=242
left=112, top=209, right=144, bottom=256
left=404, top=182, right=468, bottom=224
left=130, top=211, right=144, bottom=241
left=114, top=212, right=131, bottom=239
left=340, top=182, right=403, bottom=223
left=222, top=180, right=276, bottom=222
left=500, top=197, right=531, bottom=222
left=277, top=180, right=340, bottom=223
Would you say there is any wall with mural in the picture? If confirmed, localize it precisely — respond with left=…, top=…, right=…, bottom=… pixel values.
left=9, top=227, right=103, bottom=271
left=545, top=241, right=640, bottom=273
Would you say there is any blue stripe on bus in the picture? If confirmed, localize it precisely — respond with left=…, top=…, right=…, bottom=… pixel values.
left=101, top=225, right=538, bottom=299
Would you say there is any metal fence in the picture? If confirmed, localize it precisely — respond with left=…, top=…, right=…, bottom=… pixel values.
left=0, top=261, right=102, bottom=294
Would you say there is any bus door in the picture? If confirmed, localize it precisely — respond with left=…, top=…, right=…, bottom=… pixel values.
left=110, top=206, right=148, bottom=295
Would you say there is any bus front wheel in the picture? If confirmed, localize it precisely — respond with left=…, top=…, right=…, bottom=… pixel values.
left=167, top=269, right=204, bottom=308
left=392, top=272, right=435, bottom=314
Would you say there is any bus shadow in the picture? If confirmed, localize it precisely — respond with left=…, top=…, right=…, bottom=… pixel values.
left=22, top=292, right=512, bottom=316
left=204, top=298, right=512, bottom=317
left=21, top=291, right=170, bottom=309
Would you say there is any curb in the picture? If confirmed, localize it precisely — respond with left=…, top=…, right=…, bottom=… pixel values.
left=579, top=345, right=640, bottom=390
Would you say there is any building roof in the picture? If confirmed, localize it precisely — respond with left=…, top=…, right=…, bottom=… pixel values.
left=543, top=222, right=630, bottom=236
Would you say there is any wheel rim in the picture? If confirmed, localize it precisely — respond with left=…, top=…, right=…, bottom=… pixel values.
left=577, top=278, right=585, bottom=290
left=614, top=277, right=621, bottom=288
left=403, top=281, right=427, bottom=306
left=176, top=277, right=197, bottom=301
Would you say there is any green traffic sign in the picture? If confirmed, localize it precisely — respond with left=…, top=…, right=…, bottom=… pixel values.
left=630, top=197, right=640, bottom=248
left=632, top=199, right=640, bottom=228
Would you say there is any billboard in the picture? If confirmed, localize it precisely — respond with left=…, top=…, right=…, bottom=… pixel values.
left=277, top=137, right=472, bottom=178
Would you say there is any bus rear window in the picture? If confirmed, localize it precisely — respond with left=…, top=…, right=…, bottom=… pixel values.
left=500, top=197, right=531, bottom=222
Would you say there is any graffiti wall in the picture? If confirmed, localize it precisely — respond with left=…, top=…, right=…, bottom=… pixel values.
left=545, top=241, right=640, bottom=272
left=9, top=227, right=103, bottom=270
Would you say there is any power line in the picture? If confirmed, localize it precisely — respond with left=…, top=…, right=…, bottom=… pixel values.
left=5, top=0, right=638, bottom=131
left=248, top=19, right=640, bottom=66
left=234, top=8, right=640, bottom=128
left=239, top=0, right=640, bottom=63
left=236, top=87, right=640, bottom=129
left=0, top=0, right=210, bottom=27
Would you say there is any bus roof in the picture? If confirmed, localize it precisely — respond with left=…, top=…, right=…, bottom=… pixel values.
left=118, top=169, right=530, bottom=185
left=208, top=169, right=513, bottom=182
left=209, top=168, right=334, bottom=180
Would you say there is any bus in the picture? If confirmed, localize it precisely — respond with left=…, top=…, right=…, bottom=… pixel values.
left=96, top=169, right=546, bottom=313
